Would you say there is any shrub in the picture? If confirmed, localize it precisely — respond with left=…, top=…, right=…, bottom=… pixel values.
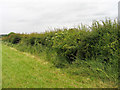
left=2, top=19, right=119, bottom=66
left=8, top=34, right=22, bottom=44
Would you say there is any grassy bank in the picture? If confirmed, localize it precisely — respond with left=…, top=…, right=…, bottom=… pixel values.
left=2, top=44, right=117, bottom=88
left=2, top=19, right=119, bottom=87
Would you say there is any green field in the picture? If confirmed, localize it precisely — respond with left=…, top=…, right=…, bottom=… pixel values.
left=2, top=44, right=117, bottom=88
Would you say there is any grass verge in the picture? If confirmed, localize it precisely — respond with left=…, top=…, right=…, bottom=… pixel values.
left=2, top=44, right=118, bottom=88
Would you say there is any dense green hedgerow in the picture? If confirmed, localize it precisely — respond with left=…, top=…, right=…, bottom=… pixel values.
left=2, top=19, right=119, bottom=63
left=2, top=19, right=119, bottom=84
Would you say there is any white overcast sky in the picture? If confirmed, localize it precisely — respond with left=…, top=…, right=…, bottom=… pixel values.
left=0, top=0, right=119, bottom=34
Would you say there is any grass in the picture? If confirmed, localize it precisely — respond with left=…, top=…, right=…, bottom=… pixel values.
left=2, top=43, right=117, bottom=88
left=2, top=44, right=84, bottom=88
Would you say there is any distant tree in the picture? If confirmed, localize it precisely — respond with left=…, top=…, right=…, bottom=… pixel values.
left=8, top=32, right=15, bottom=36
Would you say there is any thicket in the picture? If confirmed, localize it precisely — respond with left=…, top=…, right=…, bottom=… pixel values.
left=2, top=19, right=119, bottom=85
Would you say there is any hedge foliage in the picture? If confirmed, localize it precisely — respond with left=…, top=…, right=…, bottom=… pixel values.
left=2, top=19, right=119, bottom=65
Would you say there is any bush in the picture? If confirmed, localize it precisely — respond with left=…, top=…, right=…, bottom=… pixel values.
left=7, top=34, right=21, bottom=44
left=2, top=19, right=119, bottom=66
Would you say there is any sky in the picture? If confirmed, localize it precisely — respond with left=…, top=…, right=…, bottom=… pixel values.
left=0, top=0, right=119, bottom=34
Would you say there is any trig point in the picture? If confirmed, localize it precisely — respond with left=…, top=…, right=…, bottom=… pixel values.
left=118, top=1, right=120, bottom=25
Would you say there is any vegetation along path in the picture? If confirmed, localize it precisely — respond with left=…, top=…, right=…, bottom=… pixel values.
left=2, top=44, right=116, bottom=88
left=2, top=44, right=87, bottom=88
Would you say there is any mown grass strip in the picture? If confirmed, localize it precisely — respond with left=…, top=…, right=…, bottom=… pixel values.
left=2, top=44, right=86, bottom=88
left=2, top=44, right=117, bottom=88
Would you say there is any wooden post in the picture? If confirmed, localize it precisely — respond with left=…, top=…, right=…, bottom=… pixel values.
left=118, top=1, right=120, bottom=25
